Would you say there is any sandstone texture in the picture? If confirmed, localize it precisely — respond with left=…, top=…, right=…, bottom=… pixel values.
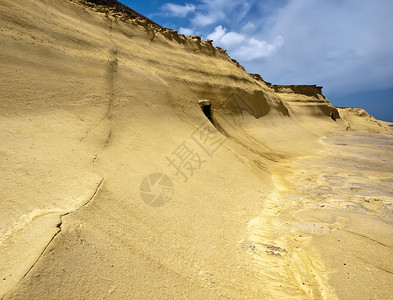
left=0, top=0, right=392, bottom=299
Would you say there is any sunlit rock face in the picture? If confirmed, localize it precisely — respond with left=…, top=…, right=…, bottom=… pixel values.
left=0, top=0, right=392, bottom=299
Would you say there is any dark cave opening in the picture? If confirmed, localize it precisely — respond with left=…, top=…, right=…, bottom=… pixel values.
left=200, top=101, right=214, bottom=125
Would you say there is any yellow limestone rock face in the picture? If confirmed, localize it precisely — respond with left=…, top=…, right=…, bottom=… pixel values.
left=0, top=0, right=392, bottom=299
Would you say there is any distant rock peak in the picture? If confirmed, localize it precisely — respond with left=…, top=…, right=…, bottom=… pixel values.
left=250, top=73, right=324, bottom=97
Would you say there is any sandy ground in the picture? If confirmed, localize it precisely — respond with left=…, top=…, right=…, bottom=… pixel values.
left=0, top=0, right=392, bottom=299
left=253, top=133, right=393, bottom=299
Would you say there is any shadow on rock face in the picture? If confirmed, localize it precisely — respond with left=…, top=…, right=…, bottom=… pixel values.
left=220, top=88, right=290, bottom=119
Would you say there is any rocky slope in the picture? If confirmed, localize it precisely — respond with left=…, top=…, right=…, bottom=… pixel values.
left=0, top=0, right=392, bottom=299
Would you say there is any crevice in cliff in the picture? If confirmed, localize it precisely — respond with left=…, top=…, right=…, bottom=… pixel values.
left=80, top=13, right=117, bottom=147
left=80, top=11, right=116, bottom=161
left=149, top=31, right=156, bottom=45
left=104, top=131, right=112, bottom=148
left=79, top=97, right=113, bottom=143
left=199, top=100, right=214, bottom=125
left=8, top=178, right=105, bottom=296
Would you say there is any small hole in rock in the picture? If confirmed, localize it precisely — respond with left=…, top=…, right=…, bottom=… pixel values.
left=199, top=100, right=214, bottom=125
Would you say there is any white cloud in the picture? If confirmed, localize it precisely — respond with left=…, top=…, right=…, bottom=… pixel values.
left=207, top=25, right=284, bottom=61
left=161, top=3, right=196, bottom=17
left=251, top=0, right=393, bottom=95
left=156, top=0, right=393, bottom=97
left=190, top=0, right=247, bottom=27
left=192, top=13, right=218, bottom=27
left=219, top=31, right=245, bottom=48
left=206, top=25, right=226, bottom=42
left=232, top=36, right=284, bottom=61
left=242, top=21, right=255, bottom=33
left=178, top=27, right=194, bottom=36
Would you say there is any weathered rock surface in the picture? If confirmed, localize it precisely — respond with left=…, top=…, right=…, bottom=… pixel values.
left=0, top=0, right=392, bottom=299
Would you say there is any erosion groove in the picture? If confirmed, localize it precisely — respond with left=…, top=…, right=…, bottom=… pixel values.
left=344, top=230, right=393, bottom=249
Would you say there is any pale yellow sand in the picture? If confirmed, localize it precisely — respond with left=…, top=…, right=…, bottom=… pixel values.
left=0, top=0, right=392, bottom=299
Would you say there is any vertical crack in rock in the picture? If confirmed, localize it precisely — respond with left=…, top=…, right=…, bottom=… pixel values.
left=105, top=13, right=118, bottom=120
left=81, top=13, right=117, bottom=164
left=93, top=130, right=112, bottom=163
left=149, top=31, right=156, bottom=45
left=104, top=130, right=112, bottom=148
left=8, top=179, right=105, bottom=295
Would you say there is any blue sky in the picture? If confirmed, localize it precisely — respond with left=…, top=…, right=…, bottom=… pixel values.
left=121, top=0, right=393, bottom=122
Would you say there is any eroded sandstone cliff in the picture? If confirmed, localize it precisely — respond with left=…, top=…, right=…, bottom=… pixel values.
left=1, top=0, right=392, bottom=299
